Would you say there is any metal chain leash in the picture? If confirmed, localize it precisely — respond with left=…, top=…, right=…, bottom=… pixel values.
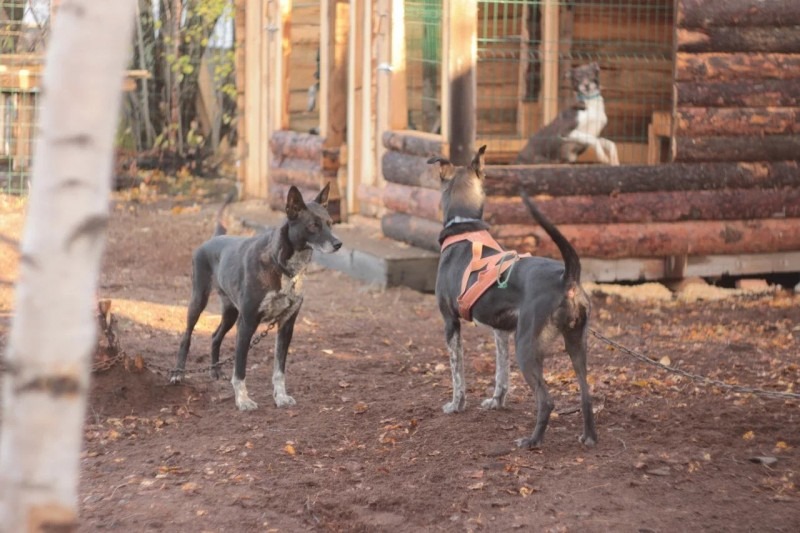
left=589, top=328, right=800, bottom=401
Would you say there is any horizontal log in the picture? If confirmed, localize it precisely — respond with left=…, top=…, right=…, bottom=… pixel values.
left=675, top=107, right=800, bottom=136
left=382, top=130, right=445, bottom=157
left=675, top=53, right=800, bottom=82
left=677, top=0, right=800, bottom=29
left=495, top=219, right=800, bottom=259
left=267, top=183, right=323, bottom=213
left=485, top=188, right=800, bottom=226
left=269, top=167, right=324, bottom=190
left=675, top=79, right=800, bottom=107
left=382, top=150, right=441, bottom=190
left=383, top=182, right=441, bottom=221
left=381, top=213, right=441, bottom=252
left=486, top=161, right=800, bottom=197
left=677, top=26, right=800, bottom=54
left=270, top=130, right=323, bottom=160
left=673, top=136, right=800, bottom=162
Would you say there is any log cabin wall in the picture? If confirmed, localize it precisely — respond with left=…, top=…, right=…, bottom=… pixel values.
left=673, top=0, right=800, bottom=163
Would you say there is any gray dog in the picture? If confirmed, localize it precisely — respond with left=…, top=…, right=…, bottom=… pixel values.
left=170, top=184, right=342, bottom=411
left=429, top=146, right=597, bottom=448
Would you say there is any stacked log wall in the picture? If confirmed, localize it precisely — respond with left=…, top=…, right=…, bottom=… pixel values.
left=268, top=130, right=326, bottom=211
left=674, top=0, right=800, bottom=163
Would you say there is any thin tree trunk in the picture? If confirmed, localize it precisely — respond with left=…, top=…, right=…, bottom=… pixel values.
left=0, top=1, right=136, bottom=530
left=135, top=0, right=155, bottom=148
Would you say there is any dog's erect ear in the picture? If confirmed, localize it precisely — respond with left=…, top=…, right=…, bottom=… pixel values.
left=314, top=182, right=331, bottom=208
left=470, top=145, right=487, bottom=176
left=427, top=156, right=455, bottom=182
left=286, top=185, right=307, bottom=220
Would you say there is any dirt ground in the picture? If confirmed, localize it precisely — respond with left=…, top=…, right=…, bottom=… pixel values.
left=1, top=189, right=799, bottom=532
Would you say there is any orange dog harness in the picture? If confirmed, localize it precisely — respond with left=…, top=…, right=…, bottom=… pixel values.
left=440, top=230, right=529, bottom=322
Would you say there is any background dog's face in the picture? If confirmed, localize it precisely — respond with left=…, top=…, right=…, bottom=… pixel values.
left=429, top=146, right=487, bottom=224
left=568, top=62, right=601, bottom=98
left=286, top=184, right=342, bottom=254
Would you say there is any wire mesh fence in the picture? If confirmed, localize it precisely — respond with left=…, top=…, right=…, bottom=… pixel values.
left=402, top=0, right=674, bottom=165
left=404, top=0, right=442, bottom=134
left=1, top=0, right=48, bottom=194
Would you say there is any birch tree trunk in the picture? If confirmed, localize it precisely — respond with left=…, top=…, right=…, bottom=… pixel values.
left=0, top=2, right=136, bottom=531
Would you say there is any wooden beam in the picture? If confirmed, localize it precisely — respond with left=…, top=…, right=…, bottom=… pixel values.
left=675, top=79, right=800, bottom=108
left=442, top=0, right=476, bottom=165
left=675, top=52, right=800, bottom=82
left=673, top=135, right=800, bottom=163
left=677, top=26, right=800, bottom=54
left=234, top=0, right=247, bottom=191
left=389, top=0, right=408, bottom=130
left=346, top=0, right=364, bottom=217
left=677, top=0, right=800, bottom=29
left=541, top=0, right=560, bottom=125
left=675, top=107, right=799, bottom=137
left=487, top=161, right=800, bottom=196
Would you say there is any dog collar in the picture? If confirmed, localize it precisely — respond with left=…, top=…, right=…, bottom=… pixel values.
left=444, top=216, right=484, bottom=229
left=577, top=92, right=601, bottom=101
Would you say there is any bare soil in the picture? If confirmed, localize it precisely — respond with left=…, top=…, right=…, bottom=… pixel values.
left=1, top=190, right=799, bottom=532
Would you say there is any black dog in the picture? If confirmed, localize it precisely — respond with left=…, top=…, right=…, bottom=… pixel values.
left=430, top=146, right=597, bottom=448
left=170, top=185, right=342, bottom=411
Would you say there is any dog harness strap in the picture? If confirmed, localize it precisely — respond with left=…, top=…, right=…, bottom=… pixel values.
left=442, top=230, right=530, bottom=322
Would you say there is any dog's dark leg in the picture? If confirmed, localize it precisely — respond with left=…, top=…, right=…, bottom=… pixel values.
left=443, top=318, right=467, bottom=413
left=564, top=328, right=597, bottom=446
left=230, top=314, right=259, bottom=411
left=481, top=329, right=511, bottom=410
left=209, top=302, right=239, bottom=380
left=515, top=326, right=554, bottom=448
left=272, top=306, right=301, bottom=407
left=170, top=256, right=212, bottom=384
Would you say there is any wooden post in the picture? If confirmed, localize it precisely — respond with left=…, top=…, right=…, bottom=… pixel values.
left=347, top=0, right=364, bottom=217
left=234, top=0, right=247, bottom=191
left=244, top=0, right=269, bottom=198
left=541, top=0, right=560, bottom=125
left=442, top=0, right=476, bottom=165
left=321, top=0, right=348, bottom=219
left=516, top=2, right=530, bottom=136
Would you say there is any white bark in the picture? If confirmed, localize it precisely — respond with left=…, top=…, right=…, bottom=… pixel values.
left=0, top=2, right=136, bottom=531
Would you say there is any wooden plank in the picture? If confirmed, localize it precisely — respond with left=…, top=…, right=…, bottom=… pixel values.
left=675, top=52, right=800, bottom=82
left=541, top=0, right=559, bottom=126
left=675, top=79, right=800, bottom=108
left=516, top=1, right=530, bottom=137
left=443, top=0, right=476, bottom=165
left=677, top=0, right=800, bottom=29
left=677, top=26, right=800, bottom=54
left=673, top=135, right=800, bottom=162
left=676, top=107, right=800, bottom=137
left=388, top=0, right=408, bottom=129
left=486, top=161, right=800, bottom=196
left=346, top=0, right=364, bottom=217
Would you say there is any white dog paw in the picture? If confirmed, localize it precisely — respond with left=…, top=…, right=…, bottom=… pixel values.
left=442, top=399, right=465, bottom=414
left=274, top=394, right=296, bottom=408
left=481, top=397, right=505, bottom=410
left=236, top=398, right=259, bottom=411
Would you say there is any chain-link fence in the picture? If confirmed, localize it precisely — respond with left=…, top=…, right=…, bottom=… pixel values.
left=1, top=0, right=49, bottom=194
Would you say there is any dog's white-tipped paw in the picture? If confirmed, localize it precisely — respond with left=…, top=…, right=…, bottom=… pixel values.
left=236, top=398, right=259, bottom=411
left=274, top=394, right=296, bottom=408
left=168, top=372, right=184, bottom=385
left=481, top=397, right=505, bottom=410
left=442, top=399, right=465, bottom=414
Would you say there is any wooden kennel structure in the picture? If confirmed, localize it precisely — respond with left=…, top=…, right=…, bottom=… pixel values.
left=236, top=0, right=800, bottom=281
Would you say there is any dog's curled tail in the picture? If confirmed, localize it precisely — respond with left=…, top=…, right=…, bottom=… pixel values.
left=214, top=190, right=237, bottom=237
left=520, top=188, right=581, bottom=286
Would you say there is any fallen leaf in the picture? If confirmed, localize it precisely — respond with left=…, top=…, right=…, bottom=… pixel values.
left=519, top=486, right=536, bottom=497
left=284, top=443, right=297, bottom=456
left=775, top=441, right=790, bottom=451
left=465, top=470, right=484, bottom=479
left=322, top=349, right=334, bottom=355
left=339, top=380, right=351, bottom=389
left=743, top=431, right=755, bottom=441
left=658, top=356, right=671, bottom=366
left=645, top=466, right=671, bottom=476
left=181, top=482, right=199, bottom=492
left=353, top=401, right=369, bottom=414
left=467, top=482, right=484, bottom=490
